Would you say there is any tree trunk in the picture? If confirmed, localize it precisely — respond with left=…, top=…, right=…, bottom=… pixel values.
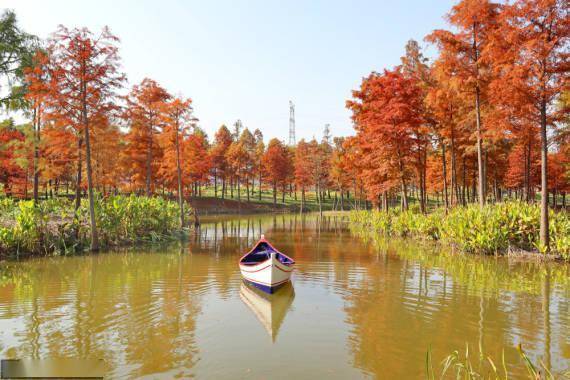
left=32, top=106, right=40, bottom=205
left=273, top=181, right=277, bottom=207
left=175, top=126, right=184, bottom=228
left=214, top=169, right=217, bottom=198
left=75, top=137, right=83, bottom=211
left=317, top=183, right=322, bottom=216
left=397, top=150, right=408, bottom=211
left=82, top=102, right=99, bottom=251
left=145, top=130, right=153, bottom=196
left=441, top=140, right=449, bottom=213
left=236, top=174, right=241, bottom=214
left=475, top=89, right=485, bottom=207
left=539, top=98, right=549, bottom=250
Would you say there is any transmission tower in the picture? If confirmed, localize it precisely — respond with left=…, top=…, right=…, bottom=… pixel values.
left=288, top=100, right=296, bottom=146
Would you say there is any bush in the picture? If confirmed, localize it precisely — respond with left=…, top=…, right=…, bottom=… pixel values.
left=0, top=195, right=189, bottom=257
left=349, top=201, right=570, bottom=259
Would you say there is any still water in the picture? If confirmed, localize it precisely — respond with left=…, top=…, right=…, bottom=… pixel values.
left=0, top=214, right=569, bottom=379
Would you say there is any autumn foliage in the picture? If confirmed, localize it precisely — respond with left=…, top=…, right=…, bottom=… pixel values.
left=1, top=1, right=569, bottom=252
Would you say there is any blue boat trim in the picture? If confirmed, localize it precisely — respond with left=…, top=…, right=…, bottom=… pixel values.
left=245, top=279, right=289, bottom=294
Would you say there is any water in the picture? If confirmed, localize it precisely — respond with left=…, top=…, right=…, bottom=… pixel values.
left=0, top=213, right=568, bottom=379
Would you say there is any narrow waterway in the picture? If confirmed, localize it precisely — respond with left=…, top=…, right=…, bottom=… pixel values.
left=0, top=213, right=568, bottom=378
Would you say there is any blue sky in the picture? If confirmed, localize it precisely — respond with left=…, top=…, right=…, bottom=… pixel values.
left=4, top=0, right=455, bottom=142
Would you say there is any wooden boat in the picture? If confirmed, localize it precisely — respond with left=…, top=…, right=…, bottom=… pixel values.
left=239, top=281, right=295, bottom=342
left=238, top=235, right=294, bottom=293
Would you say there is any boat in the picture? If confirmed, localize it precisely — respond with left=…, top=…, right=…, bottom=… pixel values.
left=239, top=281, right=295, bottom=342
left=238, top=235, right=295, bottom=293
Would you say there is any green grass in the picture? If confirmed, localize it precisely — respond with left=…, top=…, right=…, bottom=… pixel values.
left=196, top=186, right=360, bottom=211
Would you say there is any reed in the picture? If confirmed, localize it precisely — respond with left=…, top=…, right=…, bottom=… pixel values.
left=426, top=343, right=563, bottom=380
left=0, top=195, right=188, bottom=258
left=349, top=201, right=569, bottom=259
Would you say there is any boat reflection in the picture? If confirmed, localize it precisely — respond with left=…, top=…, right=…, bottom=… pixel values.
left=239, top=280, right=295, bottom=342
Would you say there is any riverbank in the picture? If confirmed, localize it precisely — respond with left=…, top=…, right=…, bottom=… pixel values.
left=349, top=201, right=569, bottom=261
left=0, top=195, right=186, bottom=258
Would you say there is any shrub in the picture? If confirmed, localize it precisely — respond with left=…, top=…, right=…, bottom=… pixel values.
left=349, top=201, right=570, bottom=259
left=0, top=195, right=189, bottom=258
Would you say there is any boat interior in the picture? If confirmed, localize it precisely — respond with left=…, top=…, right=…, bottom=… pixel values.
left=240, top=242, right=294, bottom=265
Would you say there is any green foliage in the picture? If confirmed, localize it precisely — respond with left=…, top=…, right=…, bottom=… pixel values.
left=349, top=201, right=570, bottom=259
left=0, top=195, right=188, bottom=258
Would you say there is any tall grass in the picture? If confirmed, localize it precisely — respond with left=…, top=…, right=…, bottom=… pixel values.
left=349, top=201, right=569, bottom=259
left=0, top=195, right=188, bottom=257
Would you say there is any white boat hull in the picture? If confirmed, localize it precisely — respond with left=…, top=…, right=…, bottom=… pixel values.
left=239, top=253, right=293, bottom=293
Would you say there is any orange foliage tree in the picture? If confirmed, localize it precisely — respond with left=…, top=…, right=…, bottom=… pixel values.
left=347, top=69, right=424, bottom=210
left=124, top=78, right=171, bottom=196
left=47, top=25, right=125, bottom=250
left=262, top=138, right=292, bottom=207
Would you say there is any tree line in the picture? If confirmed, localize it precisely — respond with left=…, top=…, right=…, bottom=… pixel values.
left=346, top=0, right=568, bottom=250
left=0, top=0, right=568, bottom=252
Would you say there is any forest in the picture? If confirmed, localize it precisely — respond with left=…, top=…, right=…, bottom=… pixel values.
left=0, top=0, right=568, bottom=257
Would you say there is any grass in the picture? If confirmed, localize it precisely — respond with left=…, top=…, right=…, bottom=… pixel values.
left=349, top=201, right=570, bottom=260
left=0, top=195, right=188, bottom=258
left=195, top=186, right=359, bottom=212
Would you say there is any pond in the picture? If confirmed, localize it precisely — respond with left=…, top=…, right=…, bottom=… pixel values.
left=0, top=213, right=569, bottom=378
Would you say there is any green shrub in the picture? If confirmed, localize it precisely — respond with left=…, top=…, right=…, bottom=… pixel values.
left=349, top=201, right=570, bottom=259
left=0, top=195, right=189, bottom=258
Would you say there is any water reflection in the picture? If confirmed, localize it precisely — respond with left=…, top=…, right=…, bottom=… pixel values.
left=239, top=281, right=295, bottom=342
left=0, top=213, right=568, bottom=379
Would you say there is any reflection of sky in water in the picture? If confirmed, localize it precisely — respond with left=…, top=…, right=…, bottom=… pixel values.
left=0, top=213, right=568, bottom=379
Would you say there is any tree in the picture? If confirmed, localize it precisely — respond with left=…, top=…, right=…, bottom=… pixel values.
left=23, top=50, right=50, bottom=204
left=210, top=125, right=232, bottom=198
left=253, top=129, right=265, bottom=200
left=492, top=0, right=569, bottom=249
left=47, top=26, right=125, bottom=251
left=125, top=78, right=171, bottom=196
left=159, top=97, right=194, bottom=227
left=184, top=128, right=211, bottom=197
left=226, top=139, right=248, bottom=206
left=0, top=10, right=36, bottom=110
left=263, top=138, right=291, bottom=207
left=427, top=0, right=500, bottom=208
left=0, top=119, right=26, bottom=197
left=347, top=69, right=423, bottom=210
left=294, top=139, right=312, bottom=212
left=330, top=137, right=352, bottom=210
left=238, top=128, right=256, bottom=202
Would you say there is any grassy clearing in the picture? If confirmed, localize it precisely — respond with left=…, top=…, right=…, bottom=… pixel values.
left=349, top=201, right=570, bottom=260
left=0, top=195, right=187, bottom=258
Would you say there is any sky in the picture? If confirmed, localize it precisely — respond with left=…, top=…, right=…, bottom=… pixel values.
left=3, top=0, right=455, bottom=142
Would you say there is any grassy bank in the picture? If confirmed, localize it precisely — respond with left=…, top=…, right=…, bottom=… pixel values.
left=349, top=201, right=569, bottom=260
left=194, top=187, right=355, bottom=212
left=0, top=195, right=187, bottom=258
